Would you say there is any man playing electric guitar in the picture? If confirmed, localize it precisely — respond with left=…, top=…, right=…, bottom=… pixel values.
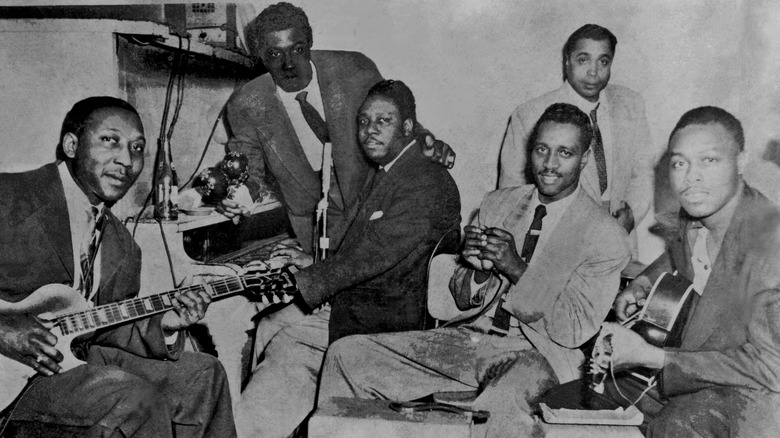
left=581, top=107, right=780, bottom=437
left=0, top=97, right=236, bottom=437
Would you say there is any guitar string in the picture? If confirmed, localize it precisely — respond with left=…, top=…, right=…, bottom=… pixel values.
left=56, top=270, right=287, bottom=333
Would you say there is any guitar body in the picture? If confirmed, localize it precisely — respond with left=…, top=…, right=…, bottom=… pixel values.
left=0, top=284, right=93, bottom=411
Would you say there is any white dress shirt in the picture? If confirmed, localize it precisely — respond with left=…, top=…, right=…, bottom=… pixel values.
left=277, top=61, right=326, bottom=171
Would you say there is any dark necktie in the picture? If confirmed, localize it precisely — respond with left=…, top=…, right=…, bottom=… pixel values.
left=590, top=104, right=608, bottom=195
left=79, top=206, right=105, bottom=299
left=295, top=91, right=330, bottom=144
left=489, top=204, right=547, bottom=336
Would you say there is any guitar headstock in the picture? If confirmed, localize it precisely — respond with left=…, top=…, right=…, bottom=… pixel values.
left=241, top=267, right=298, bottom=304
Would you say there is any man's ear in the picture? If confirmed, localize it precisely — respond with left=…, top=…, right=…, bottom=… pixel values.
left=403, top=119, right=414, bottom=137
left=61, top=133, right=78, bottom=159
left=736, top=150, right=749, bottom=175
left=579, top=148, right=591, bottom=171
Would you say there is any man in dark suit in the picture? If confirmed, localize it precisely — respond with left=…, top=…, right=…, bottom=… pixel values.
left=318, top=103, right=630, bottom=438
left=588, top=106, right=780, bottom=436
left=0, top=97, right=235, bottom=437
left=233, top=80, right=460, bottom=438
left=499, top=24, right=655, bottom=252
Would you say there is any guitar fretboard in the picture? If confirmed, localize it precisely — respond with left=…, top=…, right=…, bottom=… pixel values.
left=57, top=275, right=253, bottom=336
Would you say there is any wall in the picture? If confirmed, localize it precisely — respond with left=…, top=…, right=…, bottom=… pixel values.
left=2, top=1, right=779, bottom=263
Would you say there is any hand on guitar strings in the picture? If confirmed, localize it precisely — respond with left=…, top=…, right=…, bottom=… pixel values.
left=0, top=313, right=63, bottom=376
left=614, top=275, right=653, bottom=322
left=269, top=241, right=314, bottom=270
left=462, top=225, right=526, bottom=284
left=162, top=287, right=213, bottom=334
left=600, top=322, right=665, bottom=370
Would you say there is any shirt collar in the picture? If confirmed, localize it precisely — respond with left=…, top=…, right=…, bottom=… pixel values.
left=563, top=80, right=607, bottom=114
left=533, top=183, right=580, bottom=217
left=58, top=161, right=106, bottom=222
left=277, top=61, right=319, bottom=97
left=380, top=139, right=417, bottom=173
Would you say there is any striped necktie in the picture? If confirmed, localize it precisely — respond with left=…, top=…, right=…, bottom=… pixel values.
left=589, top=104, right=608, bottom=195
left=79, top=206, right=105, bottom=299
left=489, top=204, right=547, bottom=336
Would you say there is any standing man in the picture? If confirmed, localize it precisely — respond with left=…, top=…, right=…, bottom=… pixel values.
left=319, top=103, right=630, bottom=437
left=234, top=79, right=461, bottom=438
left=220, top=1, right=454, bottom=253
left=499, top=24, right=654, bottom=243
left=0, top=97, right=235, bottom=437
left=589, top=107, right=780, bottom=436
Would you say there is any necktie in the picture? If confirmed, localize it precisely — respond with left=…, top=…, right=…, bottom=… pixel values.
left=296, top=91, right=330, bottom=144
left=489, top=204, right=547, bottom=336
left=79, top=206, right=105, bottom=299
left=590, top=104, right=608, bottom=195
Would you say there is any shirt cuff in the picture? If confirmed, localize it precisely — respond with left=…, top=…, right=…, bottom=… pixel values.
left=165, top=331, right=180, bottom=346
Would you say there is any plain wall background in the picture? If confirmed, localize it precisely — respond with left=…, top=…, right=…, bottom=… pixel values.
left=2, top=0, right=779, bottom=263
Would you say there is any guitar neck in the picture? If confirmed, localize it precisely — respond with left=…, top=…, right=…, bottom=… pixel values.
left=57, top=275, right=247, bottom=337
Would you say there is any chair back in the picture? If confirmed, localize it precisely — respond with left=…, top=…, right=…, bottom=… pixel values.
left=425, top=228, right=462, bottom=327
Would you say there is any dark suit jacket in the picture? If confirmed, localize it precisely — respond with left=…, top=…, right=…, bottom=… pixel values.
left=295, top=142, right=461, bottom=343
left=639, top=184, right=780, bottom=396
left=448, top=185, right=630, bottom=383
left=225, top=50, right=384, bottom=253
left=0, top=163, right=181, bottom=359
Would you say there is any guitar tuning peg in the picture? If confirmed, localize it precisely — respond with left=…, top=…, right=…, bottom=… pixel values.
left=282, top=294, right=292, bottom=303
left=272, top=294, right=281, bottom=304
left=261, top=295, right=270, bottom=305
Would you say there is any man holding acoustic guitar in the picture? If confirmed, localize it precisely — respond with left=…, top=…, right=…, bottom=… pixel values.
left=0, top=97, right=236, bottom=437
left=583, top=106, right=780, bottom=436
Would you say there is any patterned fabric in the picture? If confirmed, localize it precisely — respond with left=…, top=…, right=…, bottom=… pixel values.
left=490, top=204, right=547, bottom=335
left=79, top=205, right=105, bottom=300
left=589, top=104, right=608, bottom=195
left=295, top=90, right=330, bottom=144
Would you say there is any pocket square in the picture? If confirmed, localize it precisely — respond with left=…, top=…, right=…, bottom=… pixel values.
left=369, top=210, right=384, bottom=220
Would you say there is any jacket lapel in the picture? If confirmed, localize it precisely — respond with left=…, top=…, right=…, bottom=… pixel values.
left=32, top=165, right=75, bottom=281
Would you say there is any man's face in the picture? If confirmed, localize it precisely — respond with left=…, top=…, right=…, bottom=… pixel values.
left=530, top=121, right=589, bottom=204
left=260, top=27, right=313, bottom=93
left=357, top=95, right=412, bottom=166
left=669, top=123, right=744, bottom=222
left=66, top=107, right=146, bottom=205
left=565, top=38, right=613, bottom=103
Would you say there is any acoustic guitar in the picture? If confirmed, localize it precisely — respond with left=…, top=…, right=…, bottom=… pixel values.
left=0, top=266, right=297, bottom=411
left=591, top=271, right=696, bottom=391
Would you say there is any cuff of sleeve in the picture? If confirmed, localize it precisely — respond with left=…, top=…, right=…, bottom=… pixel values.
left=165, top=331, right=180, bottom=346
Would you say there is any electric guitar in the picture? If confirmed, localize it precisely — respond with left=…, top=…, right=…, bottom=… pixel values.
left=590, top=271, right=696, bottom=391
left=0, top=267, right=297, bottom=411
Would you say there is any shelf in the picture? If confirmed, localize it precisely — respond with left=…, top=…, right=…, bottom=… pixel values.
left=130, top=199, right=283, bottom=233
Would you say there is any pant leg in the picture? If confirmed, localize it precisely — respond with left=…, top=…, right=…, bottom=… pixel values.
left=235, top=307, right=331, bottom=438
left=253, top=301, right=308, bottom=366
left=87, top=345, right=237, bottom=438
left=648, top=386, right=780, bottom=438
left=319, top=327, right=532, bottom=403
left=10, top=362, right=173, bottom=437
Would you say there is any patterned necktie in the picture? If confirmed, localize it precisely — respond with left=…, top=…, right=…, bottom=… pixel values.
left=79, top=206, right=105, bottom=299
left=295, top=91, right=330, bottom=144
left=590, top=104, right=608, bottom=195
left=489, top=204, right=547, bottom=336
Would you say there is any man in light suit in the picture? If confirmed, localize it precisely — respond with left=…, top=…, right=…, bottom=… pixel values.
left=318, top=103, right=630, bottom=437
left=499, top=24, right=654, bottom=244
left=233, top=80, right=460, bottom=438
left=0, top=97, right=235, bottom=437
left=587, top=107, right=780, bottom=436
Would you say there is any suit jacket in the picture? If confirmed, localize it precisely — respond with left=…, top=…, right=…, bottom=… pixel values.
left=498, top=83, right=655, bottom=226
left=449, top=185, right=630, bottom=383
left=224, top=50, right=384, bottom=253
left=638, top=184, right=780, bottom=396
left=0, top=163, right=181, bottom=360
left=295, top=142, right=461, bottom=343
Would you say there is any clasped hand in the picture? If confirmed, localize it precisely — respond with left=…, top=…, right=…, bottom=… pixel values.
left=462, top=225, right=525, bottom=284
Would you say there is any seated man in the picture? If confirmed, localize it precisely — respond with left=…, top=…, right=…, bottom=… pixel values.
left=578, top=106, right=780, bottom=436
left=0, top=97, right=235, bottom=437
left=318, top=103, right=630, bottom=437
left=234, top=80, right=461, bottom=438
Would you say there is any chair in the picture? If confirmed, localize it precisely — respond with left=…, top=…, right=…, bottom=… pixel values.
left=424, top=228, right=461, bottom=329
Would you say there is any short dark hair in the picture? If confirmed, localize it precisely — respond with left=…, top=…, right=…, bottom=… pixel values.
left=364, top=79, right=417, bottom=125
left=245, top=2, right=313, bottom=56
left=562, top=24, right=617, bottom=81
left=528, top=103, right=593, bottom=154
left=669, top=106, right=745, bottom=151
left=56, top=96, right=139, bottom=161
